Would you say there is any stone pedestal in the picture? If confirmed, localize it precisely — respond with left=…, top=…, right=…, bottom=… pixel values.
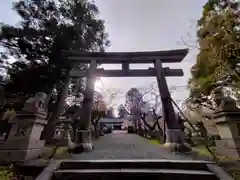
left=74, top=130, right=93, bottom=152
left=163, top=129, right=191, bottom=152
left=53, top=119, right=72, bottom=146
left=0, top=112, right=47, bottom=163
left=213, top=110, right=240, bottom=158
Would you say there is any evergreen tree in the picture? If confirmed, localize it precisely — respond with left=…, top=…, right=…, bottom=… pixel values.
left=0, top=0, right=109, bottom=98
left=0, top=0, right=110, bottom=141
left=189, top=0, right=240, bottom=101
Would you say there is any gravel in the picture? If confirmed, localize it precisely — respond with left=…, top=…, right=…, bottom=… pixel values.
left=71, top=131, right=193, bottom=160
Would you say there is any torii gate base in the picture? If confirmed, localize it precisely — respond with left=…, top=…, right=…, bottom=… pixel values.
left=64, top=49, right=191, bottom=153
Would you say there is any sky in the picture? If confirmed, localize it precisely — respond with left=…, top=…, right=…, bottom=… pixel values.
left=0, top=0, right=207, bottom=108
left=94, top=0, right=207, bottom=107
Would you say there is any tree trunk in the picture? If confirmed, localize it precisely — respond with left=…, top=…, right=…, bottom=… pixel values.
left=163, top=118, right=166, bottom=143
left=44, top=85, right=56, bottom=112
left=93, top=122, right=99, bottom=139
left=41, top=74, right=71, bottom=143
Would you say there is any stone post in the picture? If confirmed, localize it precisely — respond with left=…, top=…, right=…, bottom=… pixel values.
left=213, top=110, right=240, bottom=158
left=154, top=59, right=190, bottom=152
left=0, top=112, right=47, bottom=163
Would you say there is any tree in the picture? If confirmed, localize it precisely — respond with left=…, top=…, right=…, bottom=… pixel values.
left=0, top=0, right=109, bottom=98
left=125, top=86, right=164, bottom=138
left=90, top=91, right=107, bottom=138
left=125, top=86, right=161, bottom=132
left=125, top=84, right=191, bottom=141
left=117, top=104, right=128, bottom=118
left=125, top=87, right=146, bottom=113
left=0, top=0, right=110, bottom=141
left=106, top=107, right=114, bottom=118
left=189, top=0, right=240, bottom=103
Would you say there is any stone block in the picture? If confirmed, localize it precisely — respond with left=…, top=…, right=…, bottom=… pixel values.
left=215, top=138, right=240, bottom=158
left=0, top=148, right=43, bottom=163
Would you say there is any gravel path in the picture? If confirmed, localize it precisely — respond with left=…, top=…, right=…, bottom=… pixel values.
left=72, top=131, right=193, bottom=160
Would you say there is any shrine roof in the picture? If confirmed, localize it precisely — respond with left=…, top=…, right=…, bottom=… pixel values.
left=63, top=48, right=188, bottom=63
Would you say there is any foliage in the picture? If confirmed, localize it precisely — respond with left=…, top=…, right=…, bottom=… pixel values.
left=0, top=0, right=110, bottom=99
left=91, top=91, right=107, bottom=125
left=0, top=166, right=14, bottom=180
left=117, top=104, right=128, bottom=118
left=125, top=87, right=145, bottom=113
left=189, top=0, right=240, bottom=102
left=93, top=91, right=106, bottom=110
left=4, top=63, right=56, bottom=98
left=105, top=107, right=114, bottom=118
left=66, top=90, right=107, bottom=128
left=0, top=86, right=5, bottom=108
left=125, top=87, right=164, bottom=138
left=125, top=85, right=163, bottom=115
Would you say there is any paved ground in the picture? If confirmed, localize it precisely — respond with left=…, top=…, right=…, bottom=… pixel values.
left=72, top=130, right=193, bottom=160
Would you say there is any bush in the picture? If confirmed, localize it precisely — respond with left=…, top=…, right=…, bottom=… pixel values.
left=0, top=165, right=14, bottom=180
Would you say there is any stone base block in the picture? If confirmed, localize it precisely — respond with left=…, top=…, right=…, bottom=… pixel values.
left=50, top=138, right=68, bottom=146
left=69, top=142, right=94, bottom=154
left=163, top=142, right=192, bottom=152
left=67, top=130, right=93, bottom=154
left=0, top=138, right=45, bottom=163
left=0, top=148, right=43, bottom=163
left=81, top=142, right=94, bottom=152
left=58, top=138, right=68, bottom=146
left=215, top=139, right=240, bottom=158
left=0, top=138, right=45, bottom=150
left=75, top=130, right=91, bottom=143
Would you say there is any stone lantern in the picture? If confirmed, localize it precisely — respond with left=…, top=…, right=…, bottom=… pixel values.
left=0, top=92, right=48, bottom=163
left=212, top=88, right=240, bottom=158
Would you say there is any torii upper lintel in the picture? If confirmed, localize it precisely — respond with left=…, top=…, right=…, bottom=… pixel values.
left=63, top=48, right=189, bottom=64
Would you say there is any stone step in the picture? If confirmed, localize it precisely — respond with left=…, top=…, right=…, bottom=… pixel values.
left=53, top=168, right=217, bottom=180
left=36, top=160, right=234, bottom=180
left=58, top=159, right=211, bottom=171
left=47, top=160, right=233, bottom=180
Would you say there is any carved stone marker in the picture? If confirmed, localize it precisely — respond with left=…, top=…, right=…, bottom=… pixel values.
left=0, top=92, right=47, bottom=163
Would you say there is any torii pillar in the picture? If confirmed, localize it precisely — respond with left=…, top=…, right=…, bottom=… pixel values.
left=155, top=60, right=191, bottom=152
left=73, top=60, right=97, bottom=152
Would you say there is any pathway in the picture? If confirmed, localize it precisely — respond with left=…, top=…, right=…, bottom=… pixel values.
left=72, top=130, right=193, bottom=160
left=36, top=131, right=232, bottom=180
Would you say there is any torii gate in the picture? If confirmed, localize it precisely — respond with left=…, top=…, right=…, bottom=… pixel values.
left=62, top=49, right=189, bottom=152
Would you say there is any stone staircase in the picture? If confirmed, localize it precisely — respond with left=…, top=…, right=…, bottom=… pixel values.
left=36, top=160, right=234, bottom=180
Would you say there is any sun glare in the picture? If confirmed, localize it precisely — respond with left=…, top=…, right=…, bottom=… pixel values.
left=94, top=79, right=103, bottom=91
